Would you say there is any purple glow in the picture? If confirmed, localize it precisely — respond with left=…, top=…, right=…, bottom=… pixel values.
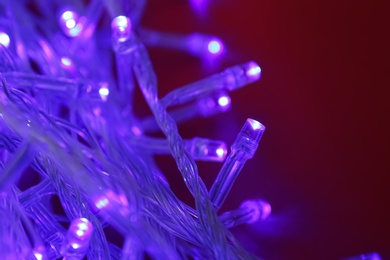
left=131, top=126, right=142, bottom=136
left=241, top=199, right=272, bottom=223
left=0, top=32, right=10, bottom=48
left=217, top=96, right=230, bottom=107
left=207, top=40, right=223, bottom=54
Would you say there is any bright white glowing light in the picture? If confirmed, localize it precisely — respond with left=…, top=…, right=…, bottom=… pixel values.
left=65, top=19, right=76, bottom=29
left=60, top=10, right=82, bottom=37
left=61, top=57, right=72, bottom=67
left=207, top=40, right=222, bottom=54
left=77, top=221, right=88, bottom=230
left=216, top=148, right=226, bottom=158
left=246, top=65, right=261, bottom=76
left=76, top=229, right=85, bottom=237
left=0, top=32, right=10, bottom=48
left=217, top=96, right=230, bottom=107
left=96, top=198, right=109, bottom=209
left=248, top=119, right=262, bottom=130
left=112, top=16, right=131, bottom=33
left=71, top=243, right=80, bottom=249
left=99, top=86, right=109, bottom=101
left=33, top=252, right=43, bottom=260
left=61, top=11, right=73, bottom=20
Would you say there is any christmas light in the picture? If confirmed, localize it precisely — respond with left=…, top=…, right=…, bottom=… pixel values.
left=0, top=1, right=279, bottom=259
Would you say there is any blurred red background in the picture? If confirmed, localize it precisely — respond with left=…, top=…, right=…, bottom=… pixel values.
left=138, top=0, right=389, bottom=259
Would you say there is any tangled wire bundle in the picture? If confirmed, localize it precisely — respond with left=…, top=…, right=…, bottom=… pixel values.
left=0, top=0, right=270, bottom=259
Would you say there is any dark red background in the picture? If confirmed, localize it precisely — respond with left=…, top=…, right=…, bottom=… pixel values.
left=139, top=0, right=389, bottom=259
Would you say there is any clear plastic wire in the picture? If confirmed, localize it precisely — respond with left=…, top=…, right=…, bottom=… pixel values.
left=0, top=1, right=269, bottom=259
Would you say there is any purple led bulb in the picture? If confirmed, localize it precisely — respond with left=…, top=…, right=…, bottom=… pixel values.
left=0, top=31, right=10, bottom=48
left=219, top=199, right=271, bottom=228
left=197, top=91, right=231, bottom=117
left=207, top=39, right=223, bottom=55
left=187, top=137, right=227, bottom=162
left=62, top=218, right=93, bottom=259
left=59, top=10, right=83, bottom=37
left=210, top=118, right=266, bottom=210
left=240, top=199, right=271, bottom=223
left=231, top=118, right=266, bottom=158
left=111, top=16, right=132, bottom=43
left=224, top=61, right=262, bottom=91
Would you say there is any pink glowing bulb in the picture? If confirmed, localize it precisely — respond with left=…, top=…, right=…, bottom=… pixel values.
left=240, top=199, right=271, bottom=223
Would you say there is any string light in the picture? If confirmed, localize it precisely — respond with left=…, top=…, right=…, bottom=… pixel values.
left=0, top=1, right=269, bottom=257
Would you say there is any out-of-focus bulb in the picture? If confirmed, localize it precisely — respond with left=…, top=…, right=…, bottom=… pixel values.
left=197, top=91, right=231, bottom=117
left=59, top=10, right=83, bottom=37
left=217, top=95, right=230, bottom=107
left=111, top=16, right=132, bottom=43
left=99, top=83, right=109, bottom=101
left=245, top=61, right=262, bottom=80
left=0, top=32, right=10, bottom=48
left=207, top=39, right=223, bottom=55
left=62, top=218, right=93, bottom=259
left=61, top=57, right=72, bottom=67
left=240, top=199, right=271, bottom=223
left=186, top=137, right=227, bottom=162
left=33, top=251, right=43, bottom=260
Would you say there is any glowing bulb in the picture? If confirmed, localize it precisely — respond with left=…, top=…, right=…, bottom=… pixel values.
left=0, top=32, right=10, bottom=48
left=248, top=118, right=263, bottom=130
left=246, top=61, right=261, bottom=79
left=76, top=230, right=84, bottom=237
left=33, top=252, right=43, bottom=260
left=112, top=16, right=132, bottom=43
left=240, top=199, right=271, bottom=223
left=61, top=57, right=72, bottom=67
left=99, top=83, right=109, bottom=101
left=188, top=137, right=227, bottom=162
left=59, top=10, right=82, bottom=37
left=77, top=221, right=88, bottom=230
left=65, top=19, right=76, bottom=29
left=207, top=40, right=223, bottom=54
left=114, top=16, right=130, bottom=29
left=217, top=96, right=230, bottom=107
left=96, top=197, right=109, bottom=209
left=71, top=243, right=80, bottom=249
left=61, top=11, right=74, bottom=20
left=216, top=148, right=226, bottom=158
left=69, top=24, right=83, bottom=37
